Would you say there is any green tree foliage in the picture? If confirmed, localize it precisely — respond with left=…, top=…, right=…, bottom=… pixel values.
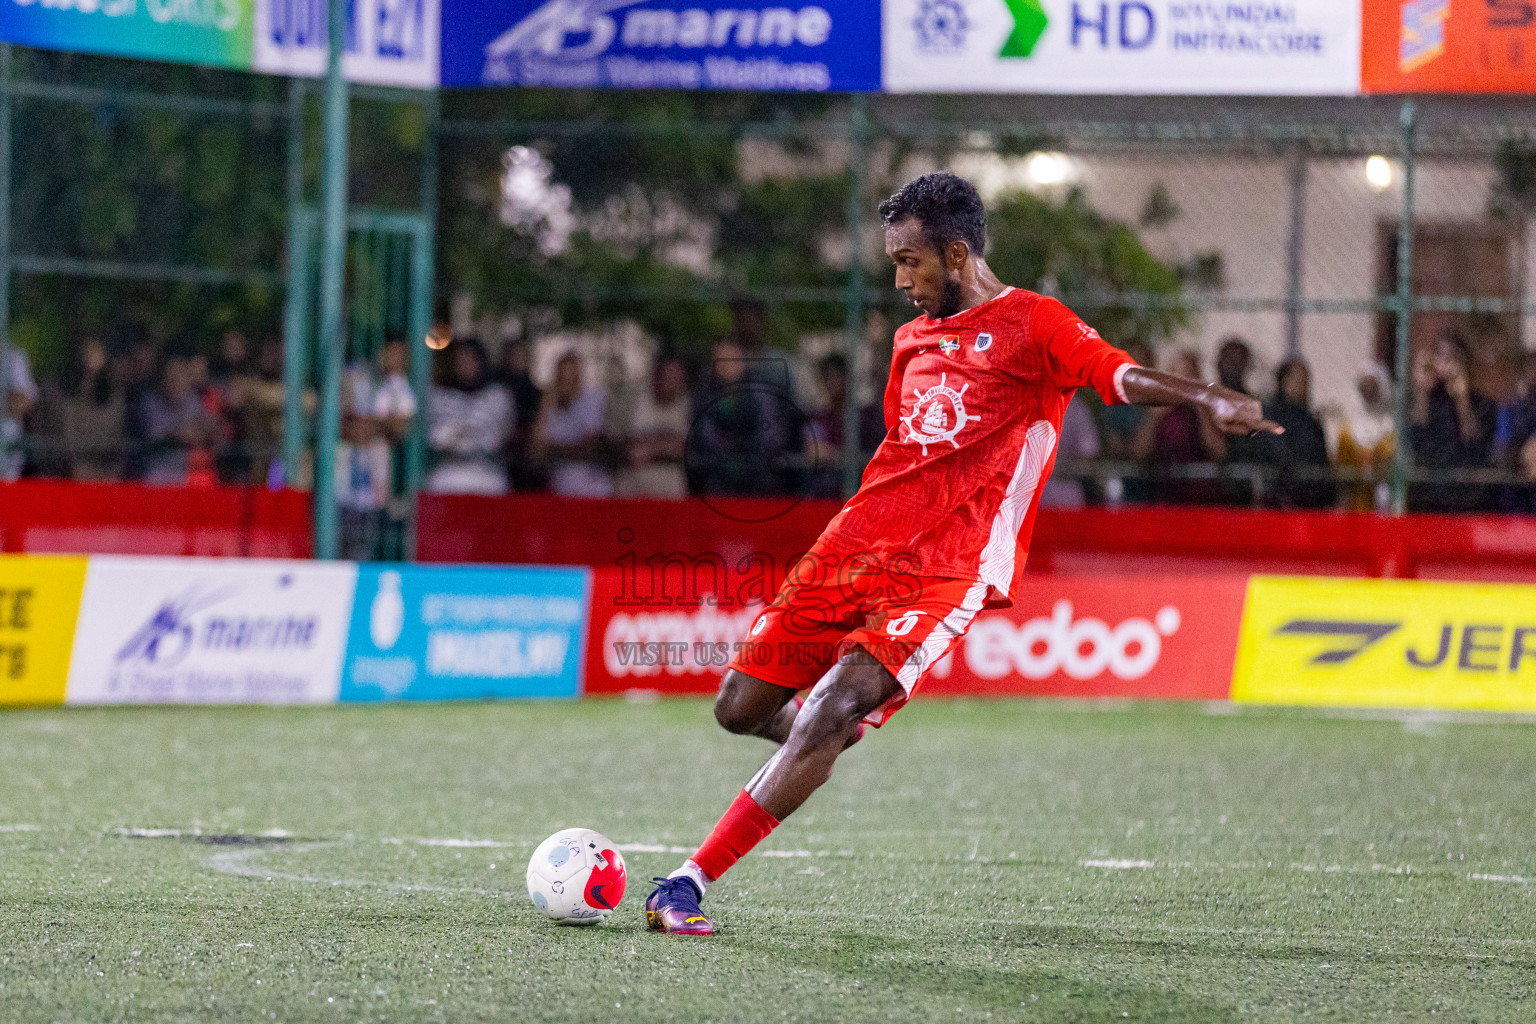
left=985, top=187, right=1188, bottom=347
left=437, top=88, right=848, bottom=361
left=9, top=50, right=295, bottom=374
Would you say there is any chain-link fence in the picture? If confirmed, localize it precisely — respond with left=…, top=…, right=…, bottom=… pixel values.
left=5, top=56, right=1536, bottom=540
left=436, top=92, right=1536, bottom=518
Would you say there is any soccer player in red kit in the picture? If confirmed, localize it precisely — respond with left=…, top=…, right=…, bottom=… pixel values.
left=645, top=172, right=1281, bottom=935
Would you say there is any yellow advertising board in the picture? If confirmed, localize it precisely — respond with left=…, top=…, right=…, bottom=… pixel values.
left=1233, top=576, right=1536, bottom=712
left=0, top=555, right=87, bottom=706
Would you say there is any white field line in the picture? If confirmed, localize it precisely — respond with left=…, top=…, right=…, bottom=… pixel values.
left=195, top=831, right=1536, bottom=900
left=117, top=828, right=293, bottom=839
left=205, top=843, right=521, bottom=898
left=0, top=824, right=40, bottom=832
left=765, top=906, right=1536, bottom=949
left=382, top=837, right=527, bottom=849
left=198, top=842, right=1536, bottom=953
left=1081, top=859, right=1155, bottom=869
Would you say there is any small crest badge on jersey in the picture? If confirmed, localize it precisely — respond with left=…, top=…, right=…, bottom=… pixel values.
left=975, top=332, right=993, bottom=352
left=939, top=335, right=960, bottom=354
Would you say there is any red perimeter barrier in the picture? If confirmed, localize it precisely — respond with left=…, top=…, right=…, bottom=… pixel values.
left=417, top=493, right=1536, bottom=583
left=6, top=483, right=1536, bottom=584
left=0, top=479, right=312, bottom=558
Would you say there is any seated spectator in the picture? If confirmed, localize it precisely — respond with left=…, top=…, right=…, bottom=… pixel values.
left=1215, top=336, right=1257, bottom=504
left=689, top=341, right=809, bottom=498
left=1257, top=359, right=1334, bottom=509
left=1492, top=353, right=1536, bottom=512
left=57, top=336, right=124, bottom=481
left=531, top=351, right=612, bottom=498
left=428, top=338, right=512, bottom=496
left=370, top=336, right=417, bottom=445
left=808, top=352, right=851, bottom=498
left=209, top=331, right=255, bottom=483
left=616, top=353, right=690, bottom=499
left=1139, top=348, right=1225, bottom=505
left=336, top=407, right=391, bottom=561
left=497, top=338, right=544, bottom=492
left=1331, top=362, right=1396, bottom=512
left=1216, top=336, right=1254, bottom=396
left=139, top=355, right=218, bottom=486
left=1, top=336, right=37, bottom=481
left=241, top=338, right=294, bottom=487
left=1409, top=333, right=1496, bottom=513
left=1097, top=339, right=1154, bottom=503
left=119, top=333, right=158, bottom=480
left=1040, top=391, right=1101, bottom=508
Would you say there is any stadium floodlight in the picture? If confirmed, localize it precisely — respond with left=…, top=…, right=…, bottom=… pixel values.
left=1366, top=155, right=1394, bottom=192
left=1025, top=151, right=1073, bottom=187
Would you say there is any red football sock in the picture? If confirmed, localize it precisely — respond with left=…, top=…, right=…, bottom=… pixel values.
left=691, top=789, right=780, bottom=883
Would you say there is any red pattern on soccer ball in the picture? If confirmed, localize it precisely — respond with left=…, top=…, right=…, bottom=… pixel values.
left=584, top=849, right=627, bottom=910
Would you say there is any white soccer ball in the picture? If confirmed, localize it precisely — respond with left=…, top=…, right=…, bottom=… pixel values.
left=526, top=828, right=628, bottom=925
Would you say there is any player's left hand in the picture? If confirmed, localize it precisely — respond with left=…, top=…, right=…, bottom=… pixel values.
left=1203, top=385, right=1284, bottom=436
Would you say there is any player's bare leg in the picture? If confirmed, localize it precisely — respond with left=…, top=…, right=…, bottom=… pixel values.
left=742, top=647, right=898, bottom=818
left=713, top=670, right=799, bottom=743
left=646, top=648, right=899, bottom=935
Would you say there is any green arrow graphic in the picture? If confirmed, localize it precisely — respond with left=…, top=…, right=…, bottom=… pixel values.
left=1000, top=0, right=1049, bottom=58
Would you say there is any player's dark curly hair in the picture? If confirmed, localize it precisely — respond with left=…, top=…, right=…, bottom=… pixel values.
left=878, top=172, right=987, bottom=256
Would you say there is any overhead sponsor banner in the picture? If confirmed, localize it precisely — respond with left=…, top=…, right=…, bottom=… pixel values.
left=1233, top=576, right=1536, bottom=712
left=0, top=555, right=87, bottom=707
left=65, top=557, right=356, bottom=705
left=253, top=0, right=440, bottom=88
left=924, top=575, right=1247, bottom=699
left=0, top=0, right=256, bottom=70
left=1362, top=0, right=1536, bottom=94
left=440, top=0, right=881, bottom=91
left=0, top=0, right=436, bottom=87
left=341, top=564, right=590, bottom=702
left=883, top=0, right=1362, bottom=94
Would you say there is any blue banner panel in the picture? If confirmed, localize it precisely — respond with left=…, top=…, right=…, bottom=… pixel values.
left=440, top=0, right=880, bottom=91
left=342, top=564, right=591, bottom=702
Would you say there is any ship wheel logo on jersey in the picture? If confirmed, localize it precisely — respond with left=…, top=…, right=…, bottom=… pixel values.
left=903, top=373, right=982, bottom=455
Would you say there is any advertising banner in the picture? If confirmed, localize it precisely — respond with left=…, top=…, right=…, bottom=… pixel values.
left=1233, top=576, right=1536, bottom=712
left=439, top=0, right=881, bottom=91
left=585, top=567, right=765, bottom=695
left=65, top=557, right=356, bottom=704
left=0, top=0, right=436, bottom=87
left=341, top=564, right=590, bottom=702
left=585, top=567, right=1247, bottom=700
left=253, top=0, right=440, bottom=89
left=925, top=574, right=1247, bottom=700
left=1362, top=0, right=1536, bottom=95
left=0, top=554, right=87, bottom=707
left=0, top=0, right=256, bottom=70
left=883, top=0, right=1362, bottom=94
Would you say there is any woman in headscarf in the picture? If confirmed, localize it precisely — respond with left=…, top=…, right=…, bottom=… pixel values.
left=1259, top=359, right=1333, bottom=509
left=1330, top=361, right=1396, bottom=512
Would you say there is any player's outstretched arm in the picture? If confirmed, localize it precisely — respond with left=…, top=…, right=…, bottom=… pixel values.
left=1120, top=366, right=1284, bottom=436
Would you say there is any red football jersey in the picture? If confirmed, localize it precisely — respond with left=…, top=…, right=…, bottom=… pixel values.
left=810, top=287, right=1135, bottom=604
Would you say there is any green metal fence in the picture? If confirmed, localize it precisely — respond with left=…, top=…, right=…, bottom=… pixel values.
left=5, top=46, right=1536, bottom=555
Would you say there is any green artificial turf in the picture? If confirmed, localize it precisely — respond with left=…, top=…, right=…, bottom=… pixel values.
left=1, top=698, right=1533, bottom=1022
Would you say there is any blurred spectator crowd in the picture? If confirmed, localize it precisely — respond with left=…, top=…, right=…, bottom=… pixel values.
left=6, top=317, right=1536, bottom=526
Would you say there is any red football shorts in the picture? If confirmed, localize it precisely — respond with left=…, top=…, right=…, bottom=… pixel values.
left=726, top=558, right=990, bottom=727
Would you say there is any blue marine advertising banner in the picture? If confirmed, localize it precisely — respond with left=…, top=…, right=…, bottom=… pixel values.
left=342, top=564, right=591, bottom=702
left=440, top=0, right=880, bottom=90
